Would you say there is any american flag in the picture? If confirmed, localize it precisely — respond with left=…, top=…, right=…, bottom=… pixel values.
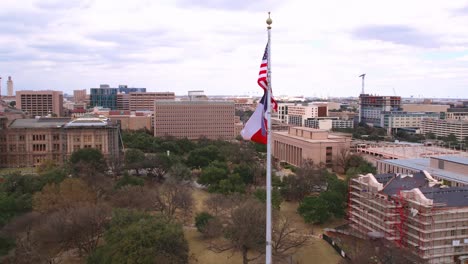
left=257, top=43, right=277, bottom=111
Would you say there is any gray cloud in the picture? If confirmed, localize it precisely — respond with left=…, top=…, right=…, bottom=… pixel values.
left=453, top=5, right=468, bottom=15
left=89, top=29, right=190, bottom=50
left=35, top=0, right=91, bottom=10
left=176, top=0, right=280, bottom=11
left=352, top=25, right=440, bottom=48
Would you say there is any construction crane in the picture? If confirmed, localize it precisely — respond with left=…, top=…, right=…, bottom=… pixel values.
left=359, top=73, right=366, bottom=94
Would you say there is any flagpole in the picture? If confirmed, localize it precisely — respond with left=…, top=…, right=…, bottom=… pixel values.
left=265, top=12, right=273, bottom=264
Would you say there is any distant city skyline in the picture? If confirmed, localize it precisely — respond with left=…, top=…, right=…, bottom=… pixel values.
left=2, top=0, right=468, bottom=98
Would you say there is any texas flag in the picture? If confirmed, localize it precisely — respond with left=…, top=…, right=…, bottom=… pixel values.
left=240, top=42, right=276, bottom=144
left=241, top=93, right=269, bottom=144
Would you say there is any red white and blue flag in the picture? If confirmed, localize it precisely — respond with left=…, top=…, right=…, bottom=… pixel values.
left=241, top=43, right=277, bottom=144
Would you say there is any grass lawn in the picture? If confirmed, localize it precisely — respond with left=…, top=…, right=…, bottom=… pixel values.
left=187, top=190, right=343, bottom=264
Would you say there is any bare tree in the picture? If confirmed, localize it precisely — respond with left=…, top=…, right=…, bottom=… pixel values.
left=152, top=182, right=193, bottom=221
left=109, top=185, right=155, bottom=211
left=207, top=199, right=265, bottom=264
left=334, top=147, right=351, bottom=174
left=2, top=212, right=57, bottom=264
left=36, top=204, right=111, bottom=256
left=272, top=216, right=309, bottom=262
left=205, top=193, right=245, bottom=219
left=32, top=178, right=96, bottom=213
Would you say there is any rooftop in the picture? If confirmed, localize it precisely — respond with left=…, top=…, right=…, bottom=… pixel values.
left=381, top=158, right=468, bottom=184
left=365, top=172, right=468, bottom=207
left=380, top=173, right=432, bottom=196
left=431, top=156, right=468, bottom=166
left=9, top=118, right=71, bottom=128
left=419, top=187, right=468, bottom=207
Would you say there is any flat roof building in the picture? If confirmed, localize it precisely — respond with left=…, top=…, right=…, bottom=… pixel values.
left=73, top=89, right=87, bottom=103
left=272, top=127, right=351, bottom=168
left=16, top=90, right=64, bottom=117
left=129, top=92, right=175, bottom=111
left=154, top=101, right=238, bottom=140
left=421, top=118, right=468, bottom=142
left=90, top=85, right=117, bottom=110
left=377, top=156, right=468, bottom=186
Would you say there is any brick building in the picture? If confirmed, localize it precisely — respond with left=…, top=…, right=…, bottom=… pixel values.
left=16, top=90, right=64, bottom=117
left=272, top=127, right=351, bottom=167
left=154, top=101, right=238, bottom=140
left=0, top=117, right=121, bottom=168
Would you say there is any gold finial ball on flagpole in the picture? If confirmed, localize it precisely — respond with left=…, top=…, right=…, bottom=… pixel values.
left=266, top=12, right=272, bottom=28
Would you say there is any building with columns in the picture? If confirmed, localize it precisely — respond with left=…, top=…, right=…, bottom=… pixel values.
left=272, top=127, right=351, bottom=167
left=0, top=117, right=121, bottom=168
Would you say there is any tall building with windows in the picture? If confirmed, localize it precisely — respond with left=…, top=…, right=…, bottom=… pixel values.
left=359, top=94, right=401, bottom=126
left=129, top=92, right=175, bottom=111
left=73, top=89, right=87, bottom=103
left=16, top=90, right=64, bottom=117
left=90, top=85, right=118, bottom=109
left=421, top=118, right=468, bottom=141
left=380, top=111, right=440, bottom=133
left=117, top=85, right=146, bottom=94
left=154, top=101, right=238, bottom=140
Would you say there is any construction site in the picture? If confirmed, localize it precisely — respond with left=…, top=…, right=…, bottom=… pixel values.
left=349, top=171, right=468, bottom=264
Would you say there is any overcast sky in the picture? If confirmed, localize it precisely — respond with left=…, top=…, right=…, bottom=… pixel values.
left=2, top=0, right=468, bottom=98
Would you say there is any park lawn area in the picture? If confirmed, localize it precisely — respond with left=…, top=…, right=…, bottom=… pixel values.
left=188, top=190, right=343, bottom=264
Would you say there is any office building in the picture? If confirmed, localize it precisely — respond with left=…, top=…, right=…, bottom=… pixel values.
left=73, top=89, right=87, bottom=103
left=154, top=101, right=238, bottom=140
left=272, top=127, right=351, bottom=167
left=380, top=111, right=440, bottom=132
left=304, top=117, right=354, bottom=130
left=16, top=90, right=64, bottom=117
left=446, top=108, right=468, bottom=121
left=359, top=94, right=401, bottom=126
left=402, top=104, right=450, bottom=113
left=129, top=92, right=175, bottom=111
left=421, top=118, right=468, bottom=142
left=117, top=85, right=146, bottom=94
left=90, top=85, right=118, bottom=110
left=117, top=93, right=130, bottom=110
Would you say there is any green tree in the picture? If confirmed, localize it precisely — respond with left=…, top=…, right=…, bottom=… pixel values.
left=0, top=235, right=14, bottom=256
left=187, top=145, right=223, bottom=168
left=215, top=174, right=246, bottom=194
left=195, top=212, right=214, bottom=233
left=254, top=188, right=283, bottom=210
left=168, top=163, right=192, bottom=183
left=233, top=163, right=254, bottom=185
left=124, top=149, right=145, bottom=175
left=114, top=174, right=145, bottom=190
left=197, top=162, right=229, bottom=187
left=69, top=148, right=107, bottom=175
left=88, top=209, right=188, bottom=264
left=298, top=196, right=330, bottom=224
left=0, top=173, right=44, bottom=226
